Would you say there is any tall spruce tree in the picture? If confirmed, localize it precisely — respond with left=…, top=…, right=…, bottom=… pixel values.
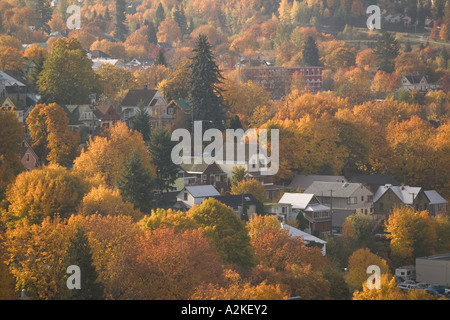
left=374, top=32, right=400, bottom=73
left=189, top=34, right=227, bottom=130
left=148, top=128, right=179, bottom=193
left=115, top=0, right=128, bottom=42
left=133, top=100, right=151, bottom=142
left=35, top=0, right=52, bottom=35
left=155, top=3, right=165, bottom=29
left=172, top=5, right=187, bottom=35
left=60, top=227, right=104, bottom=300
left=146, top=20, right=158, bottom=44
left=302, top=35, right=321, bottom=66
left=117, top=149, right=154, bottom=213
left=154, top=49, right=167, bottom=66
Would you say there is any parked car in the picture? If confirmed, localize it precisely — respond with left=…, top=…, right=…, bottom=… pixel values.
left=399, top=281, right=416, bottom=292
left=412, top=283, right=429, bottom=290
left=444, top=287, right=450, bottom=296
left=425, top=288, right=445, bottom=298
left=427, top=284, right=446, bottom=294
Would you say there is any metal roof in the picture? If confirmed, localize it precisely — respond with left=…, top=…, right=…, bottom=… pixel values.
left=184, top=185, right=220, bottom=198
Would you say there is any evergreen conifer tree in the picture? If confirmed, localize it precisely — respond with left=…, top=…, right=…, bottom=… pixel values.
left=133, top=100, right=151, bottom=142
left=60, top=227, right=104, bottom=300
left=115, top=0, right=128, bottom=41
left=154, top=49, right=167, bottom=66
left=302, top=35, right=321, bottom=66
left=374, top=32, right=400, bottom=73
left=189, top=34, right=227, bottom=130
left=172, top=5, right=187, bottom=35
left=146, top=20, right=158, bottom=44
left=35, top=0, right=52, bottom=35
left=148, top=128, right=178, bottom=193
left=155, top=3, right=165, bottom=29
left=117, top=149, right=154, bottom=213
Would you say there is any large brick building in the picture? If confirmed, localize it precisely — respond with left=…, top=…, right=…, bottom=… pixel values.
left=240, top=66, right=323, bottom=99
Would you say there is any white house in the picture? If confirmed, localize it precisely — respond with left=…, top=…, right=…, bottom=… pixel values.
left=281, top=223, right=327, bottom=256
left=175, top=185, right=220, bottom=210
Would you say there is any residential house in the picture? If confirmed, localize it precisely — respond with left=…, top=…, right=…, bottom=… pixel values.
left=150, top=42, right=173, bottom=59
left=174, top=185, right=221, bottom=211
left=0, top=70, right=27, bottom=108
left=288, top=174, right=347, bottom=192
left=278, top=193, right=332, bottom=234
left=21, top=139, right=39, bottom=171
left=304, top=181, right=374, bottom=215
left=120, top=87, right=171, bottom=129
left=127, top=57, right=154, bottom=70
left=166, top=99, right=191, bottom=130
left=92, top=105, right=121, bottom=128
left=179, top=159, right=229, bottom=193
left=401, top=75, right=433, bottom=92
left=349, top=174, right=400, bottom=193
left=0, top=97, right=25, bottom=123
left=91, top=58, right=126, bottom=70
left=211, top=193, right=258, bottom=219
left=423, top=190, right=447, bottom=216
left=64, top=104, right=100, bottom=134
left=87, top=50, right=111, bottom=59
left=281, top=223, right=327, bottom=256
left=372, top=184, right=443, bottom=218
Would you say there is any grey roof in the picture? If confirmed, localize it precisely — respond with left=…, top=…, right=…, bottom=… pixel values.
left=121, top=88, right=158, bottom=106
left=349, top=174, right=400, bottom=186
left=373, top=185, right=422, bottom=204
left=304, top=181, right=366, bottom=198
left=184, top=185, right=220, bottom=198
left=211, top=193, right=258, bottom=207
left=288, top=175, right=347, bottom=190
left=0, top=70, right=26, bottom=87
left=278, top=193, right=316, bottom=210
left=331, top=209, right=356, bottom=228
left=404, top=75, right=427, bottom=84
left=424, top=190, right=447, bottom=205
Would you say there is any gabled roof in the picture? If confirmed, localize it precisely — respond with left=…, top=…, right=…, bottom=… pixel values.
left=281, top=223, right=327, bottom=244
left=424, top=190, right=447, bottom=205
left=278, top=193, right=316, bottom=210
left=93, top=105, right=121, bottom=121
left=184, top=185, right=220, bottom=198
left=168, top=99, right=191, bottom=111
left=349, top=174, right=399, bottom=186
left=373, top=184, right=422, bottom=204
left=121, top=88, right=158, bottom=107
left=288, top=175, right=347, bottom=190
left=304, top=181, right=368, bottom=198
left=0, top=70, right=26, bottom=87
left=404, top=75, right=427, bottom=84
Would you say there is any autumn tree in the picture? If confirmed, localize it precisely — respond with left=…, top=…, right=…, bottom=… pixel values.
left=0, top=45, right=24, bottom=71
left=139, top=208, right=198, bottom=233
left=37, top=38, right=99, bottom=105
left=117, top=149, right=154, bottom=214
left=0, top=110, right=24, bottom=202
left=189, top=34, right=227, bottom=130
left=345, top=248, right=391, bottom=293
left=231, top=179, right=266, bottom=214
left=157, top=18, right=182, bottom=45
left=157, top=59, right=190, bottom=101
left=27, top=103, right=80, bottom=166
left=230, top=166, right=249, bottom=187
left=4, top=216, right=75, bottom=299
left=77, top=185, right=143, bottom=221
left=60, top=227, right=104, bottom=300
left=188, top=198, right=255, bottom=268
left=96, top=63, right=136, bottom=102
left=2, top=165, right=86, bottom=227
left=385, top=206, right=437, bottom=267
left=73, top=122, right=155, bottom=188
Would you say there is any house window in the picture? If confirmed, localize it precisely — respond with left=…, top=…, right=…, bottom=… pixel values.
left=202, top=174, right=207, bottom=181
left=216, top=175, right=220, bottom=182
left=347, top=197, right=357, bottom=205
left=282, top=206, right=287, bottom=213
left=184, top=192, right=188, bottom=201
left=368, top=195, right=373, bottom=202
left=26, top=153, right=30, bottom=162
left=361, top=196, right=364, bottom=202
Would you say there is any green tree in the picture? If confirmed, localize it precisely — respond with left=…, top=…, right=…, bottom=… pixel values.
left=374, top=32, right=400, bottom=73
left=146, top=20, right=158, bottom=44
left=35, top=0, right=52, bottom=34
left=37, top=38, right=99, bottom=105
left=154, top=49, right=167, bottom=66
left=115, top=0, right=128, bottom=42
left=60, top=227, right=104, bottom=300
left=117, top=149, right=154, bottom=213
left=147, top=128, right=178, bottom=193
left=155, top=3, right=165, bottom=29
left=172, top=5, right=187, bottom=35
left=230, top=166, right=248, bottom=187
left=302, top=36, right=320, bottom=66
left=133, top=101, right=151, bottom=142
left=189, top=34, right=227, bottom=129
left=189, top=198, right=255, bottom=268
